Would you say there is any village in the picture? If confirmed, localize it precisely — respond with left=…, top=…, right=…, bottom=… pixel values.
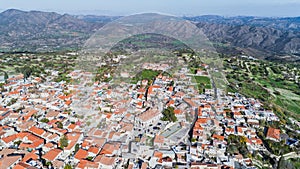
left=0, top=58, right=299, bottom=169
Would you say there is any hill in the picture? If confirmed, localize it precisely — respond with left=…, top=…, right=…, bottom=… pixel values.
left=185, top=16, right=300, bottom=62
left=0, top=9, right=104, bottom=52
left=0, top=9, right=300, bottom=62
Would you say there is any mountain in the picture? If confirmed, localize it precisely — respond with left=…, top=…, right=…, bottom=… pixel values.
left=0, top=9, right=105, bottom=52
left=185, top=15, right=300, bottom=31
left=185, top=16, right=300, bottom=61
left=0, top=9, right=299, bottom=62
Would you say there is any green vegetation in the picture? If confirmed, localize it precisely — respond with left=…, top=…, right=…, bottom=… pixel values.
left=40, top=118, right=49, bottom=123
left=86, top=156, right=93, bottom=161
left=194, top=76, right=212, bottom=93
left=223, top=57, right=300, bottom=121
left=226, top=134, right=250, bottom=157
left=191, top=138, right=197, bottom=142
left=111, top=33, right=194, bottom=54
left=257, top=128, right=295, bottom=156
left=264, top=139, right=294, bottom=156
left=56, top=121, right=63, bottom=129
left=278, top=157, right=300, bottom=169
left=74, top=144, right=80, bottom=154
left=64, top=164, right=73, bottom=169
left=45, top=161, right=52, bottom=167
left=131, top=69, right=161, bottom=84
left=14, top=140, right=22, bottom=146
left=59, top=135, right=69, bottom=149
left=161, top=106, right=177, bottom=122
left=3, top=71, right=8, bottom=81
left=15, top=65, right=44, bottom=79
left=0, top=52, right=77, bottom=83
left=7, top=98, right=18, bottom=106
left=54, top=72, right=71, bottom=83
left=95, top=65, right=115, bottom=82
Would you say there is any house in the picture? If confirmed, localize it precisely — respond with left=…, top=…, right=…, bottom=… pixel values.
left=42, top=148, right=62, bottom=162
left=141, top=162, right=148, bottom=169
left=135, top=109, right=161, bottom=127
left=266, top=127, right=280, bottom=141
left=96, top=155, right=117, bottom=169
left=88, top=146, right=100, bottom=157
left=13, top=162, right=39, bottom=169
left=190, top=162, right=218, bottom=169
left=100, top=143, right=120, bottom=157
left=74, top=149, right=88, bottom=163
left=76, top=159, right=99, bottom=169
left=149, top=151, right=163, bottom=168
left=225, top=128, right=234, bottom=135
left=64, top=132, right=83, bottom=154
left=0, top=155, right=22, bottom=169
left=233, top=112, right=243, bottom=119
left=154, top=135, right=165, bottom=148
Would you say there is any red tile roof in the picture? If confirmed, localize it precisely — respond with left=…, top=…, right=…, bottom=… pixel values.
left=74, top=149, right=88, bottom=160
left=266, top=127, right=280, bottom=140
left=29, top=126, right=45, bottom=136
left=42, top=148, right=62, bottom=161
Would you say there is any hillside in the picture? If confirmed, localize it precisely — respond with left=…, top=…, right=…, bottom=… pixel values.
left=185, top=16, right=300, bottom=62
left=0, top=9, right=300, bottom=62
left=0, top=9, right=104, bottom=52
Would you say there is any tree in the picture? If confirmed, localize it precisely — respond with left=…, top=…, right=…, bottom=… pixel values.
left=14, top=140, right=22, bottom=146
left=74, top=144, right=80, bottom=153
left=17, top=66, right=33, bottom=79
left=64, top=164, right=72, bottom=169
left=45, top=161, right=52, bottom=167
left=56, top=121, right=63, bottom=129
left=60, top=135, right=69, bottom=148
left=4, top=71, right=8, bottom=82
left=86, top=156, right=93, bottom=161
left=161, top=106, right=177, bottom=122
left=40, top=118, right=49, bottom=123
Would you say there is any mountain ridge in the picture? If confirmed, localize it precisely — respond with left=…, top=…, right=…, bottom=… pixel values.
left=0, top=9, right=299, bottom=62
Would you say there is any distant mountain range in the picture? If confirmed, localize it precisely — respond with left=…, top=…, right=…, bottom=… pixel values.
left=185, top=15, right=300, bottom=61
left=0, top=9, right=108, bottom=52
left=0, top=9, right=299, bottom=62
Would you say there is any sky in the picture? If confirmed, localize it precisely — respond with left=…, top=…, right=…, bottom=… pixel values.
left=0, top=0, right=300, bottom=17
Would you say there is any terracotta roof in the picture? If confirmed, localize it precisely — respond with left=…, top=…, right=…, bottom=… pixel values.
left=137, top=109, right=160, bottom=122
left=154, top=135, right=164, bottom=144
left=141, top=162, right=148, bottom=169
left=77, top=160, right=99, bottom=169
left=266, top=127, right=280, bottom=140
left=13, top=162, right=32, bottom=169
left=237, top=127, right=243, bottom=134
left=68, top=124, right=77, bottom=130
left=29, top=126, right=45, bottom=136
left=42, top=148, right=62, bottom=161
left=74, top=149, right=88, bottom=160
left=88, top=146, right=100, bottom=154
left=98, top=156, right=116, bottom=166
left=212, top=134, right=225, bottom=141
left=0, top=156, right=22, bottom=169
left=196, top=118, right=207, bottom=124
left=225, top=128, right=234, bottom=133
left=45, top=111, right=59, bottom=118
left=100, top=143, right=120, bottom=155
left=174, top=109, right=182, bottom=115
left=22, top=151, right=38, bottom=162
left=2, top=134, right=17, bottom=144
left=65, top=100, right=72, bottom=105
left=65, top=132, right=81, bottom=150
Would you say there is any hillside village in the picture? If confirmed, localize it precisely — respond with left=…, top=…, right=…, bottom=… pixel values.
left=0, top=57, right=299, bottom=169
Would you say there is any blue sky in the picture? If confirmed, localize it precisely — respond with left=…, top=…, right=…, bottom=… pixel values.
left=1, top=0, right=300, bottom=16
